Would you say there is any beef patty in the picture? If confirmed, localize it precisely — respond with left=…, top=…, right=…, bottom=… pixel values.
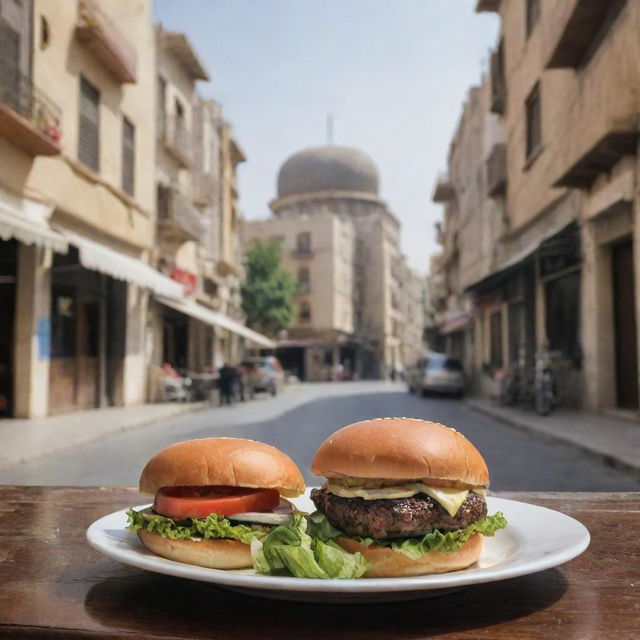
left=310, top=488, right=487, bottom=540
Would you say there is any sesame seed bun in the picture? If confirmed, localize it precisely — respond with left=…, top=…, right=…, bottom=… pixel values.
left=139, top=437, right=305, bottom=497
left=311, top=417, right=489, bottom=488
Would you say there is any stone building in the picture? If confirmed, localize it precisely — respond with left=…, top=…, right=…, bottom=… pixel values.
left=0, top=0, right=174, bottom=417
left=399, top=263, right=427, bottom=373
left=431, top=0, right=640, bottom=411
left=243, top=144, right=412, bottom=381
left=0, top=1, right=270, bottom=418
left=148, top=26, right=273, bottom=394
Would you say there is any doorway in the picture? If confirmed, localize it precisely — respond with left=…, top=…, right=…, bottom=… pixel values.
left=612, top=239, right=638, bottom=409
left=0, top=240, right=17, bottom=417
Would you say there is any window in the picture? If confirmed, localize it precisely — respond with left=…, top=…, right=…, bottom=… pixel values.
left=525, top=83, right=542, bottom=160
left=157, top=76, right=166, bottom=138
left=526, top=0, right=540, bottom=37
left=298, top=267, right=310, bottom=293
left=545, top=272, right=581, bottom=367
left=490, top=38, right=506, bottom=115
left=299, top=302, right=311, bottom=323
left=296, top=232, right=311, bottom=254
left=121, top=117, right=135, bottom=196
left=78, top=76, right=100, bottom=172
left=157, top=183, right=171, bottom=219
left=489, top=311, right=503, bottom=368
left=50, top=286, right=76, bottom=358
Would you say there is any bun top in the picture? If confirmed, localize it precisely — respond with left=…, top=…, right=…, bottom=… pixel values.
left=139, top=437, right=305, bottom=497
left=312, top=418, right=489, bottom=487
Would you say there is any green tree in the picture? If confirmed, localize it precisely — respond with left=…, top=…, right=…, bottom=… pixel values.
left=241, top=240, right=296, bottom=335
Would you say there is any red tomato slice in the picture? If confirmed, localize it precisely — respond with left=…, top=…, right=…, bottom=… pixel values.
left=153, top=486, right=280, bottom=519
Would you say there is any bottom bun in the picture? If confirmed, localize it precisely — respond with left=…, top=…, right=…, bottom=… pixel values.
left=335, top=533, right=483, bottom=578
left=137, top=529, right=252, bottom=569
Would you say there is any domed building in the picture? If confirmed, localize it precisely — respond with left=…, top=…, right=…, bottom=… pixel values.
left=243, top=144, right=410, bottom=381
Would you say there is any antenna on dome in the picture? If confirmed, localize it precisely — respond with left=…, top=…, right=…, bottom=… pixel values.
left=326, top=115, right=334, bottom=144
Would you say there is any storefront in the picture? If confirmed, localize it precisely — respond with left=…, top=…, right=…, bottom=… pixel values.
left=151, top=295, right=274, bottom=384
left=48, top=248, right=127, bottom=413
left=0, top=239, right=17, bottom=417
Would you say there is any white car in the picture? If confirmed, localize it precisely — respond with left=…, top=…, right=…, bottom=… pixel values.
left=407, top=353, right=465, bottom=398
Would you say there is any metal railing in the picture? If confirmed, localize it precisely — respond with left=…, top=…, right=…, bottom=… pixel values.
left=158, top=187, right=202, bottom=240
left=0, top=64, right=62, bottom=143
left=192, top=171, right=219, bottom=205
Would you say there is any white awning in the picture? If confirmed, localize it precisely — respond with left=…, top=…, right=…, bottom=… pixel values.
left=0, top=191, right=68, bottom=253
left=156, top=295, right=275, bottom=348
left=58, top=228, right=184, bottom=299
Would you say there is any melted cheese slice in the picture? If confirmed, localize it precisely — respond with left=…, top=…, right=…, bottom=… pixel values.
left=325, top=482, right=485, bottom=516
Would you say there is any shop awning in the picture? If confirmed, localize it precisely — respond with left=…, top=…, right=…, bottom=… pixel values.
left=0, top=193, right=68, bottom=253
left=438, top=312, right=473, bottom=335
left=58, top=228, right=183, bottom=299
left=156, top=295, right=276, bottom=349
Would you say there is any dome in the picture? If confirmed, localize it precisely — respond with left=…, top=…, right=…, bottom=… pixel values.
left=277, top=145, right=379, bottom=199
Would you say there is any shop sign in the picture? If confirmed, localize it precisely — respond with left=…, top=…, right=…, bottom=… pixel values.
left=170, top=267, right=197, bottom=295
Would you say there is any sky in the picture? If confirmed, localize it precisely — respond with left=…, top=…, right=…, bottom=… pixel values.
left=154, top=0, right=499, bottom=272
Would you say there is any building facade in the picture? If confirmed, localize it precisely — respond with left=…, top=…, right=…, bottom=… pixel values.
left=243, top=144, right=420, bottom=381
left=149, top=25, right=270, bottom=399
left=431, top=0, right=640, bottom=412
left=0, top=2, right=269, bottom=418
left=0, top=0, right=169, bottom=417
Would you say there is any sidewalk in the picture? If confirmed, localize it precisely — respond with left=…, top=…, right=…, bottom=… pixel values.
left=466, top=396, right=640, bottom=475
left=0, top=401, right=208, bottom=470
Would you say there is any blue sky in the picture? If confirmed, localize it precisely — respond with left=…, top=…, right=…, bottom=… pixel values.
left=154, top=0, right=499, bottom=272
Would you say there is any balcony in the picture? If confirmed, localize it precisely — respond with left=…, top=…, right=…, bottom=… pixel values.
left=487, top=143, right=507, bottom=197
left=157, top=186, right=202, bottom=243
left=76, top=0, right=137, bottom=83
left=554, top=130, right=639, bottom=189
left=490, top=45, right=506, bottom=115
left=160, top=31, right=210, bottom=82
left=162, top=116, right=192, bottom=167
left=0, top=67, right=61, bottom=156
left=432, top=172, right=455, bottom=203
left=476, top=0, right=501, bottom=12
left=193, top=172, right=218, bottom=206
left=546, top=0, right=627, bottom=69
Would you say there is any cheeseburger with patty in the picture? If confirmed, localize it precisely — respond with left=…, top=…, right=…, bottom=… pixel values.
left=126, top=437, right=305, bottom=570
left=310, top=417, right=507, bottom=577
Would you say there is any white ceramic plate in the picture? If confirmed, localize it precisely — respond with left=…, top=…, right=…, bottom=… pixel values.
left=86, top=493, right=590, bottom=603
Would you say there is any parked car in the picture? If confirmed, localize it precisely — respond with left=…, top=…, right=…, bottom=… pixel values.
left=407, top=353, right=465, bottom=398
left=240, top=356, right=285, bottom=396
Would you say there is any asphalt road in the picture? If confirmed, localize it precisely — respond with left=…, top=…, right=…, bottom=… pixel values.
left=4, top=381, right=640, bottom=491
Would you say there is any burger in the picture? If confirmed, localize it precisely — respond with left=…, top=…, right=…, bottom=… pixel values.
left=309, top=417, right=507, bottom=578
left=126, top=437, right=305, bottom=570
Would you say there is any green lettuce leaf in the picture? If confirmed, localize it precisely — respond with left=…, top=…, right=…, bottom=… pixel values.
left=356, top=512, right=507, bottom=559
left=252, top=514, right=370, bottom=579
left=126, top=508, right=265, bottom=545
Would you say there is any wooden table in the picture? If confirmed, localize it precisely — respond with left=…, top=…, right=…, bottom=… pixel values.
left=0, top=488, right=637, bottom=639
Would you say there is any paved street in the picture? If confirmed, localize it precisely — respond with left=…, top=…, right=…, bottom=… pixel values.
left=3, top=381, right=640, bottom=491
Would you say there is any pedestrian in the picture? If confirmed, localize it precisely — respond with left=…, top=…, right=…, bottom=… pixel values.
left=218, top=363, right=236, bottom=406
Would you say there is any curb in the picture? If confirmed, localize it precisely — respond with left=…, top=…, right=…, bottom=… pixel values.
left=465, top=399, right=640, bottom=478
left=0, top=401, right=211, bottom=471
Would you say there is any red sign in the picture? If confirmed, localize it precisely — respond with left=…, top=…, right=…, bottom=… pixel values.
left=170, top=267, right=197, bottom=295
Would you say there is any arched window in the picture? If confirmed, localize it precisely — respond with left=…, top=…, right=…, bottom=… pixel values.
left=298, top=267, right=310, bottom=293
left=296, top=232, right=311, bottom=254
left=299, top=302, right=311, bottom=323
